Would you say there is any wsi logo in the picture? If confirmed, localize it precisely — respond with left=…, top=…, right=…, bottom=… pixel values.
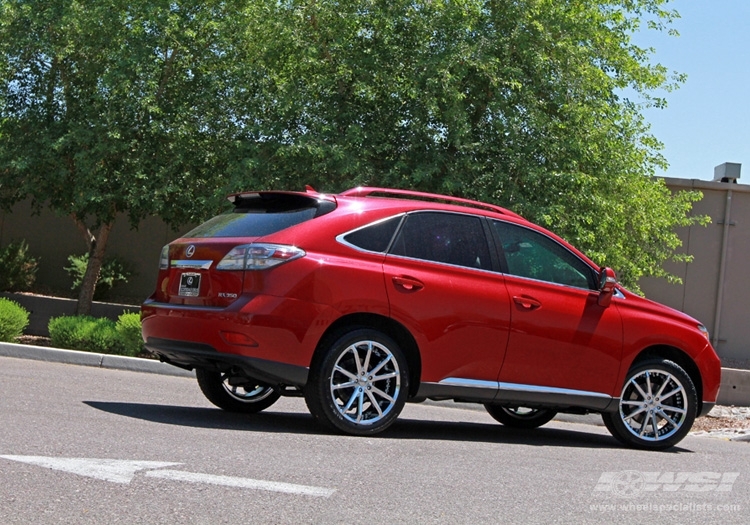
left=594, top=471, right=739, bottom=498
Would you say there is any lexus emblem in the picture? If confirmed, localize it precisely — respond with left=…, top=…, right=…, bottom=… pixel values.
left=185, top=245, right=196, bottom=258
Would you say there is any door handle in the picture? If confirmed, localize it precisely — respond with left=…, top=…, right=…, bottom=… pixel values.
left=513, top=295, right=541, bottom=310
left=392, top=276, right=424, bottom=292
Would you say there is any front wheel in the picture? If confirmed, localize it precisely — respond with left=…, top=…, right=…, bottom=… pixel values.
left=196, top=369, right=280, bottom=413
left=305, top=328, right=409, bottom=436
left=602, top=359, right=697, bottom=450
left=484, top=405, right=557, bottom=429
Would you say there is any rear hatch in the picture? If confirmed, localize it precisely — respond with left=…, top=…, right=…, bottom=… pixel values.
left=154, top=191, right=336, bottom=307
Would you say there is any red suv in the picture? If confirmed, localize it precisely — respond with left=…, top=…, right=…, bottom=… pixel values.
left=141, top=187, right=721, bottom=449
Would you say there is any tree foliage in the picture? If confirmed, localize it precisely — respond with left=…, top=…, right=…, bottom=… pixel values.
left=1, top=0, right=703, bottom=299
left=0, top=0, right=249, bottom=311
left=226, top=0, right=703, bottom=291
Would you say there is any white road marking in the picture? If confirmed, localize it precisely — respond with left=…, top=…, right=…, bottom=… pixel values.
left=0, top=455, right=180, bottom=484
left=146, top=469, right=335, bottom=497
left=0, top=455, right=336, bottom=497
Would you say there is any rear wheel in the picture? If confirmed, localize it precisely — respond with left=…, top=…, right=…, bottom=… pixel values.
left=602, top=359, right=697, bottom=450
left=196, top=369, right=280, bottom=413
left=305, top=328, right=409, bottom=435
left=484, top=405, right=557, bottom=429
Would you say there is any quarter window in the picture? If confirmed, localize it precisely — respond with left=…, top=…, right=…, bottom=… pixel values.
left=390, top=212, right=492, bottom=270
left=493, top=220, right=595, bottom=289
left=342, top=216, right=402, bottom=253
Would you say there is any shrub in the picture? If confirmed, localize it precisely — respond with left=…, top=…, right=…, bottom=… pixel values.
left=48, top=315, right=127, bottom=355
left=0, top=240, right=39, bottom=292
left=115, top=312, right=144, bottom=357
left=65, top=253, right=134, bottom=301
left=0, top=298, right=30, bottom=342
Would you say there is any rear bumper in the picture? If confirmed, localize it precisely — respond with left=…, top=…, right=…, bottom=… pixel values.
left=145, top=337, right=308, bottom=386
left=141, top=295, right=330, bottom=369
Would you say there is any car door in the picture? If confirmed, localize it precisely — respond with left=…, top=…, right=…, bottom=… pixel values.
left=384, top=211, right=512, bottom=387
left=492, top=220, right=623, bottom=399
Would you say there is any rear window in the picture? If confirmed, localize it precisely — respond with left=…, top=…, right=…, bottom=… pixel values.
left=184, top=193, right=335, bottom=238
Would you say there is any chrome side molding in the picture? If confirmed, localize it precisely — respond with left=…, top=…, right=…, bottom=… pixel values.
left=417, top=377, right=614, bottom=411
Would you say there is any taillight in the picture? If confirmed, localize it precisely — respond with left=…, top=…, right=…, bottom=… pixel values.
left=159, top=245, right=169, bottom=269
left=217, top=243, right=305, bottom=271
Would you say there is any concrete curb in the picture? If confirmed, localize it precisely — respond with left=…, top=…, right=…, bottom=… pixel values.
left=717, top=367, right=750, bottom=407
left=0, top=342, right=194, bottom=378
left=1, top=341, right=748, bottom=407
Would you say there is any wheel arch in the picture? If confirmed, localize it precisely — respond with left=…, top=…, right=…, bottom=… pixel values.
left=630, top=345, right=704, bottom=415
left=312, top=313, right=422, bottom=397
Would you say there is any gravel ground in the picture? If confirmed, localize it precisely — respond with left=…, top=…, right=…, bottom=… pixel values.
left=693, top=406, right=750, bottom=430
left=691, top=406, right=750, bottom=442
left=16, top=335, right=52, bottom=346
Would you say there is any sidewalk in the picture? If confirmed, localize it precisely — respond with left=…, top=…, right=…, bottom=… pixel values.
left=0, top=341, right=193, bottom=378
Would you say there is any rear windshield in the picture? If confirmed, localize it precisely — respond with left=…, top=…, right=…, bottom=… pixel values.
left=183, top=193, right=334, bottom=238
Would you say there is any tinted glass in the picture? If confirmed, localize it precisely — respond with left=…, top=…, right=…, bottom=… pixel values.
left=343, top=216, right=402, bottom=252
left=390, top=212, right=491, bottom=270
left=493, top=220, right=595, bottom=289
left=184, top=208, right=318, bottom=238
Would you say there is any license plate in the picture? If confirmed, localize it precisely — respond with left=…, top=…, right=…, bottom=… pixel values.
left=178, top=273, right=201, bottom=297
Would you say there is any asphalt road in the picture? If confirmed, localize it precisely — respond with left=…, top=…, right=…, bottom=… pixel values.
left=1, top=356, right=749, bottom=524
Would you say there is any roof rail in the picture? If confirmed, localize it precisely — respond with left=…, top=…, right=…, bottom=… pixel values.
left=339, top=187, right=522, bottom=218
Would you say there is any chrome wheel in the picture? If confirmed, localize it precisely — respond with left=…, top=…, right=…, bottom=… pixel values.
left=619, top=368, right=688, bottom=442
left=602, top=359, right=697, bottom=450
left=196, top=368, right=281, bottom=413
left=221, top=379, right=276, bottom=404
left=503, top=407, right=544, bottom=418
left=329, top=339, right=401, bottom=425
left=484, top=404, right=557, bottom=429
left=305, top=328, right=409, bottom=435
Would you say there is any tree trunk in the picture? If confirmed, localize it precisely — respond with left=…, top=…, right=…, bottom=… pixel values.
left=73, top=220, right=114, bottom=316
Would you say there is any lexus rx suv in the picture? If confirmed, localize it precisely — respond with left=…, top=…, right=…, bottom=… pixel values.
left=141, top=186, right=721, bottom=449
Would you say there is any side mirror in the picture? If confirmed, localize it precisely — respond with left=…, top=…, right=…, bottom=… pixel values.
left=598, top=267, right=617, bottom=307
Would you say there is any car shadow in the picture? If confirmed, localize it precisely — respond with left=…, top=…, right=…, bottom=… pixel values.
left=83, top=400, right=693, bottom=452
left=84, top=401, right=319, bottom=433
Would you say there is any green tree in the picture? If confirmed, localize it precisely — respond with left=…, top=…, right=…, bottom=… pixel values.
left=1, top=0, right=703, bottom=301
left=0, top=0, right=251, bottom=313
left=224, top=0, right=703, bottom=291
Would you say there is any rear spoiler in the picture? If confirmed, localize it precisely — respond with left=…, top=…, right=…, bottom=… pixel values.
left=227, top=190, right=337, bottom=217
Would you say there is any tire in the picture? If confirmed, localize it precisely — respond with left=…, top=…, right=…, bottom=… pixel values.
left=305, top=328, right=409, bottom=436
left=602, top=359, right=697, bottom=450
left=196, top=368, right=280, bottom=414
left=484, top=405, right=557, bottom=429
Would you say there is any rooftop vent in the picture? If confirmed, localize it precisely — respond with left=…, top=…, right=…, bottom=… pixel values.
left=714, top=162, right=741, bottom=183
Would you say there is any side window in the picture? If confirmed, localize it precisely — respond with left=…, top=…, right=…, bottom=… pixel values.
left=342, top=215, right=402, bottom=253
left=493, top=220, right=595, bottom=289
left=390, top=212, right=492, bottom=270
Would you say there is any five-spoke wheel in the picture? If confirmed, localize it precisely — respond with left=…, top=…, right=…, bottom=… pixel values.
left=305, top=328, right=409, bottom=435
left=196, top=368, right=281, bottom=413
left=602, top=359, right=697, bottom=450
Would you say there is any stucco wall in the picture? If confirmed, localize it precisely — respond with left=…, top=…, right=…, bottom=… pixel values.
left=639, top=177, right=750, bottom=362
left=0, top=201, right=191, bottom=301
